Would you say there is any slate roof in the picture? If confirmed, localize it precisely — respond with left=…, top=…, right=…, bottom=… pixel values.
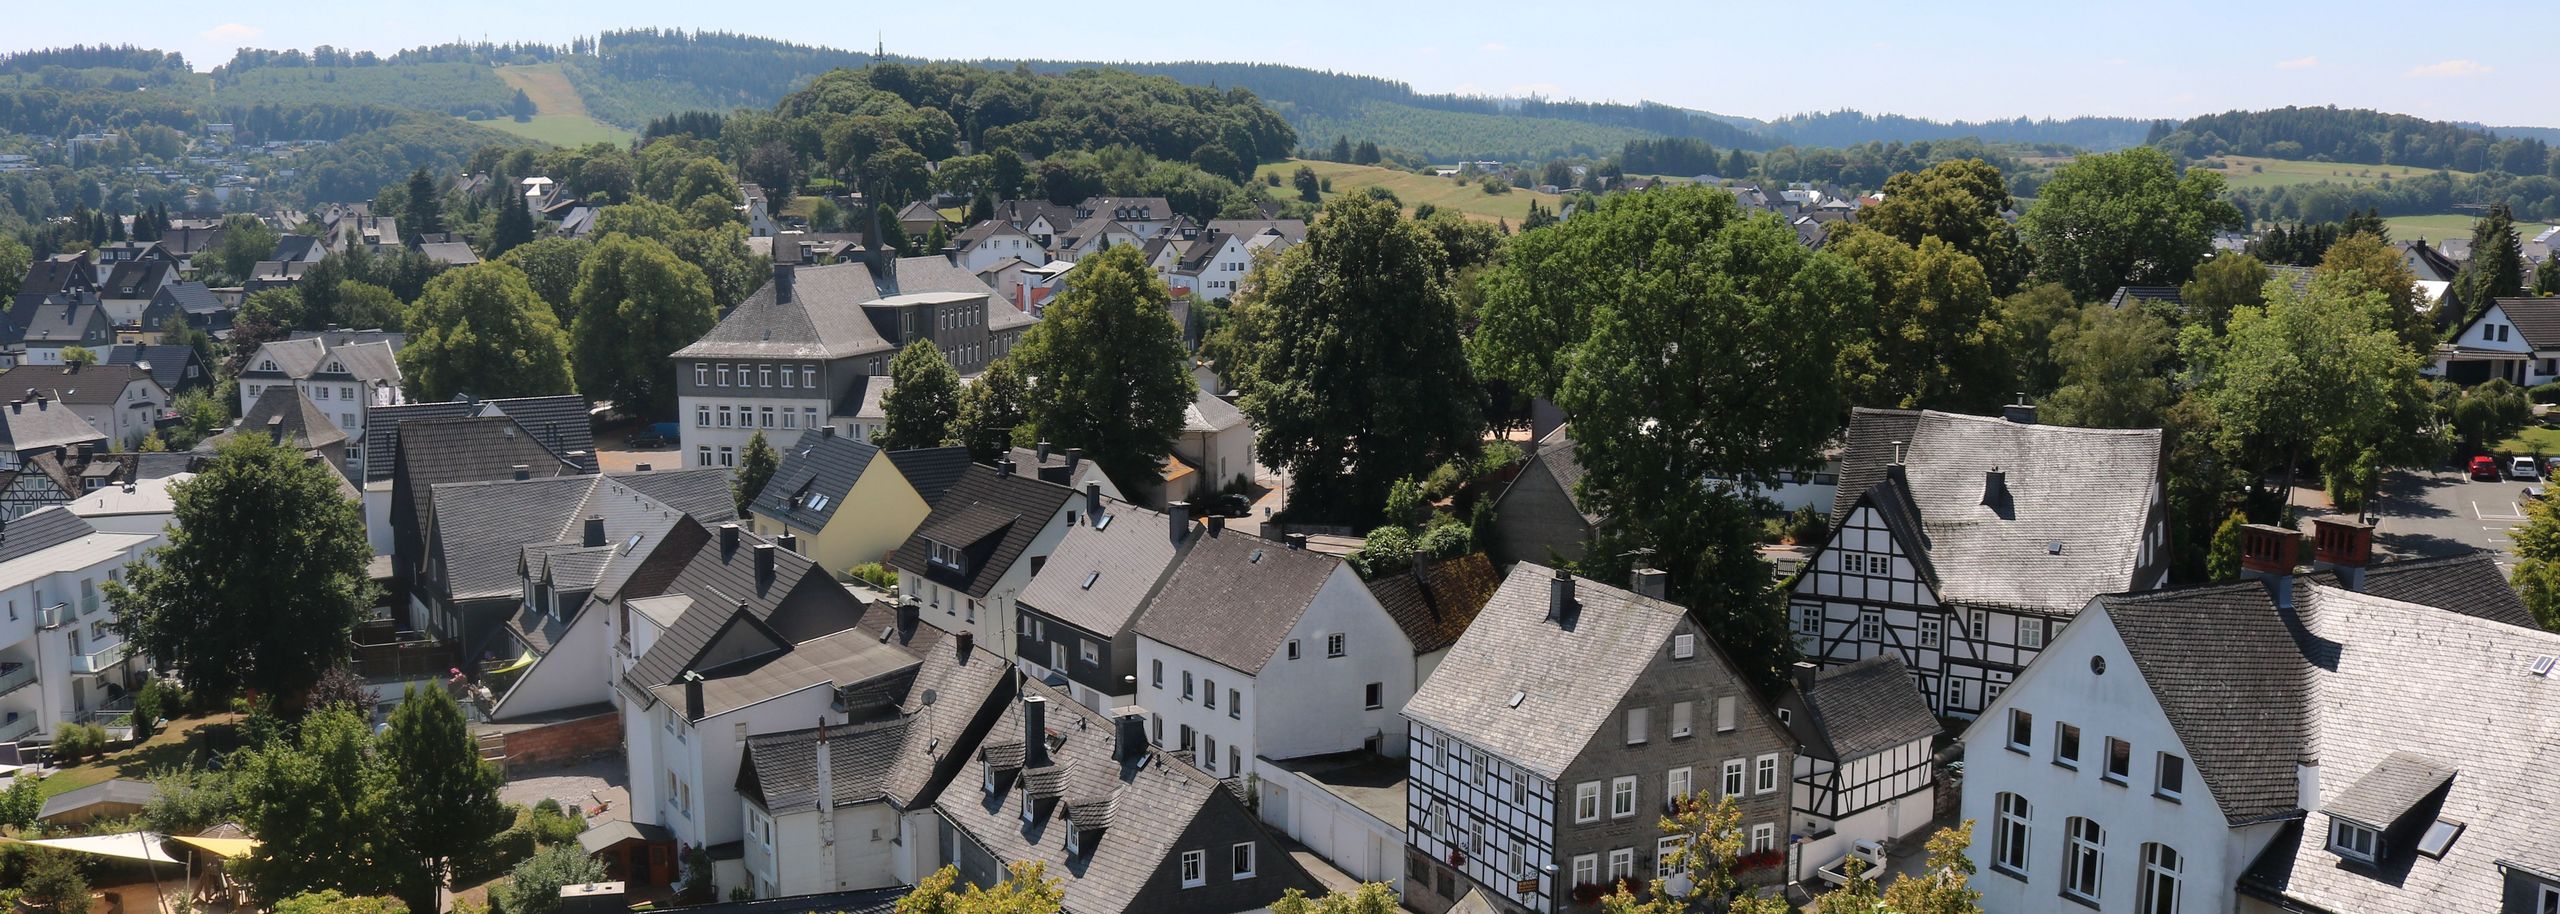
left=17, top=254, right=94, bottom=296
left=2323, top=751, right=2456, bottom=828
left=1181, top=385, right=1246, bottom=433
left=5, top=292, right=107, bottom=348
left=0, top=397, right=107, bottom=454
left=749, top=430, right=887, bottom=532
left=429, top=470, right=727, bottom=604
left=652, top=627, right=920, bottom=722
left=1403, top=564, right=1688, bottom=780
left=1362, top=553, right=1503, bottom=656
left=219, top=385, right=347, bottom=451
left=2490, top=297, right=2560, bottom=350
left=0, top=507, right=98, bottom=564
left=0, top=363, right=156, bottom=407
left=1789, top=655, right=1940, bottom=762
left=1074, top=196, right=1173, bottom=225
left=1830, top=408, right=2161, bottom=615
left=2231, top=584, right=2560, bottom=914
left=933, top=677, right=1316, bottom=914
left=364, top=395, right=595, bottom=482
left=154, top=281, right=223, bottom=316
left=992, top=199, right=1078, bottom=233
left=1134, top=527, right=1345, bottom=676
left=883, top=447, right=971, bottom=506
left=888, top=465, right=1072, bottom=600
left=2096, top=582, right=2311, bottom=826
left=2106, top=285, right=2185, bottom=311
left=416, top=242, right=480, bottom=266
left=1206, top=219, right=1307, bottom=246
left=1508, top=424, right=1597, bottom=524
left=740, top=717, right=913, bottom=814
left=673, top=258, right=996, bottom=361
left=400, top=416, right=590, bottom=558
left=104, top=344, right=203, bottom=392
left=1017, top=498, right=1190, bottom=639
left=99, top=260, right=173, bottom=301
left=2304, top=550, right=2534, bottom=628
left=618, top=523, right=867, bottom=706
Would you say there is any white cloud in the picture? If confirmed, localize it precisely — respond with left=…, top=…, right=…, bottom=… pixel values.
left=2275, top=55, right=2318, bottom=70
left=1480, top=42, right=1509, bottom=53
left=2407, top=59, right=2490, bottom=78
left=201, top=23, right=263, bottom=42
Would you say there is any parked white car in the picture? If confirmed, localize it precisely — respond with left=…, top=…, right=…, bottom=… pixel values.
left=2513, top=456, right=2543, bottom=481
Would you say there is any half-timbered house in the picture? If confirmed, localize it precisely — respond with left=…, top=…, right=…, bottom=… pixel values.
left=1774, top=656, right=1940, bottom=879
left=1787, top=407, right=2166, bottom=719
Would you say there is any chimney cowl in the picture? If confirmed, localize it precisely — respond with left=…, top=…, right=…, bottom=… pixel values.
left=996, top=457, right=1016, bottom=476
left=511, top=464, right=530, bottom=481
left=1037, top=440, right=1052, bottom=461
left=1284, top=532, right=1307, bottom=551
left=2002, top=396, right=2038, bottom=425
left=776, top=531, right=800, bottom=553
left=1168, top=501, right=1190, bottom=544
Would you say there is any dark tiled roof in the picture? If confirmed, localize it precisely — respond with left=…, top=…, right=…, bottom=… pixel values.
left=218, top=385, right=347, bottom=451
left=0, top=507, right=97, bottom=564
left=652, top=627, right=919, bottom=722
left=5, top=292, right=108, bottom=348
left=433, top=469, right=734, bottom=606
left=2306, top=550, right=2533, bottom=628
left=1403, top=564, right=1693, bottom=780
left=1017, top=499, right=1190, bottom=639
left=400, top=416, right=589, bottom=564
left=888, top=465, right=1072, bottom=600
left=105, top=344, right=203, bottom=392
left=1363, top=553, right=1503, bottom=656
left=674, top=257, right=992, bottom=361
left=2324, top=751, right=2455, bottom=828
left=1520, top=425, right=1597, bottom=524
left=1133, top=528, right=1344, bottom=676
left=740, top=717, right=912, bottom=814
left=0, top=396, right=106, bottom=454
left=2098, top=582, right=2309, bottom=825
left=0, top=363, right=156, bottom=407
left=365, top=395, right=594, bottom=482
left=620, top=523, right=867, bottom=705
left=154, top=281, right=222, bottom=315
left=934, top=678, right=1317, bottom=914
left=750, top=431, right=883, bottom=531
left=17, top=255, right=93, bottom=296
left=99, top=260, right=172, bottom=300
left=2106, top=285, right=2184, bottom=310
left=1790, top=655, right=1940, bottom=761
left=882, top=447, right=970, bottom=506
left=2492, top=297, right=2560, bottom=351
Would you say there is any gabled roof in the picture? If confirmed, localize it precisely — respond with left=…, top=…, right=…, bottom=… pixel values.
left=1363, top=553, right=1502, bottom=656
left=0, top=363, right=157, bottom=407
left=1788, top=655, right=1940, bottom=762
left=415, top=242, right=480, bottom=266
left=1404, top=564, right=1694, bottom=780
left=104, top=343, right=204, bottom=392
left=749, top=430, right=891, bottom=531
left=2304, top=549, right=2534, bottom=628
left=740, top=717, right=912, bottom=815
left=38, top=778, right=157, bottom=819
left=1206, top=219, right=1307, bottom=246
left=5, top=292, right=108, bottom=347
left=882, top=447, right=971, bottom=507
left=2094, top=582, right=2310, bottom=826
left=0, top=506, right=99, bottom=564
left=651, top=626, right=919, bottom=722
left=1018, top=498, right=1190, bottom=639
left=364, top=395, right=595, bottom=482
left=1134, top=528, right=1346, bottom=676
left=1498, top=425, right=1597, bottom=525
left=1828, top=408, right=2162, bottom=615
left=99, top=260, right=173, bottom=300
left=216, top=385, right=346, bottom=451
left=992, top=199, right=1077, bottom=233
left=933, top=678, right=1318, bottom=914
left=429, top=471, right=727, bottom=604
left=152, top=281, right=223, bottom=316
left=2487, top=297, right=2560, bottom=351
left=2323, top=750, right=2455, bottom=829
left=0, top=396, right=107, bottom=454
left=400, top=416, right=588, bottom=553
left=673, top=257, right=997, bottom=361
left=620, top=523, right=866, bottom=706
left=2106, top=285, right=2183, bottom=311
left=1074, top=196, right=1173, bottom=224
left=887, top=465, right=1073, bottom=600
left=844, top=599, right=1014, bottom=809
left=1181, top=385, right=1246, bottom=433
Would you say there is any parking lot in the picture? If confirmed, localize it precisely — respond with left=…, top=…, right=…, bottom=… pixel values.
left=2363, top=466, right=2539, bottom=570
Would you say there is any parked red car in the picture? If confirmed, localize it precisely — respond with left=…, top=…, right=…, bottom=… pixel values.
left=2471, top=455, right=2502, bottom=481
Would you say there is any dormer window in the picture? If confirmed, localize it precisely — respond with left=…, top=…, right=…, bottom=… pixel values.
left=259, top=360, right=275, bottom=371
left=326, top=361, right=342, bottom=373
left=2328, top=817, right=2380, bottom=862
left=929, top=541, right=965, bottom=573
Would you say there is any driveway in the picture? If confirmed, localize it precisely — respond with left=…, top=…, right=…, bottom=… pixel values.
left=2364, top=468, right=2531, bottom=570
left=500, top=755, right=629, bottom=823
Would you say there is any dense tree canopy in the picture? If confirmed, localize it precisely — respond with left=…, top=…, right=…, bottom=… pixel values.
left=1856, top=158, right=2030, bottom=294
left=397, top=263, right=575, bottom=402
left=568, top=235, right=716, bottom=419
left=1012, top=244, right=1196, bottom=490
left=878, top=339, right=961, bottom=451
left=2020, top=147, right=2243, bottom=301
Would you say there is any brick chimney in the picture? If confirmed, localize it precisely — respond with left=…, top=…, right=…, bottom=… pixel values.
left=2311, top=516, right=2375, bottom=590
left=2239, top=523, right=2299, bottom=608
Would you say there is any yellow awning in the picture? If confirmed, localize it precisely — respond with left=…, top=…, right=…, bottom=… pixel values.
left=169, top=836, right=259, bottom=859
left=486, top=650, right=536, bottom=676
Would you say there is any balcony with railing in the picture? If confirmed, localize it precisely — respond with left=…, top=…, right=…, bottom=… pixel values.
left=79, top=592, right=98, bottom=616
left=37, top=603, right=67, bottom=630
left=68, top=640, right=124, bottom=675
left=0, top=712, right=36, bottom=743
left=0, top=660, right=33, bottom=699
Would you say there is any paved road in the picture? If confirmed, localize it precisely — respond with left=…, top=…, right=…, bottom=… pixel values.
left=2366, top=468, right=2531, bottom=570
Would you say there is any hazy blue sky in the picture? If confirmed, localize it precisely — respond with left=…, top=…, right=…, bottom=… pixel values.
left=12, top=1, right=2548, bottom=127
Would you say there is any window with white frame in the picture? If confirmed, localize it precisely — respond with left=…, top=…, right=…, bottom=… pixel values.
left=1205, top=680, right=1217, bottom=709
left=1229, top=689, right=1242, bottom=718
left=2156, top=752, right=2186, bottom=800
left=1656, top=836, right=1683, bottom=877
left=1180, top=849, right=1206, bottom=888
left=1670, top=700, right=1693, bottom=738
left=1571, top=854, right=1597, bottom=889
left=1151, top=659, right=1163, bottom=688
left=2105, top=737, right=2132, bottom=783
left=759, top=365, right=773, bottom=387
left=2063, top=817, right=2105, bottom=902
left=1667, top=766, right=1692, bottom=805
left=1326, top=633, right=1345, bottom=657
left=1607, top=847, right=1634, bottom=881
left=1721, top=759, right=1745, bottom=797
left=1859, top=610, right=1882, bottom=641
left=717, top=365, right=731, bottom=387
left=1716, top=696, right=1736, bottom=732
left=1754, top=755, right=1778, bottom=794
left=1611, top=776, right=1637, bottom=818
left=2054, top=722, right=2081, bottom=768
left=1970, top=609, right=1988, bottom=639
left=1181, top=671, right=1195, bottom=700
left=695, top=364, right=709, bottom=386
left=2138, top=843, right=2181, bottom=914
left=1202, top=736, right=1219, bottom=771
left=1920, top=617, right=1943, bottom=648
left=1750, top=823, right=1775, bottom=853
left=2540, top=884, right=2559, bottom=914
left=1285, top=639, right=1300, bottom=660
left=1672, top=633, right=1695, bottom=659
left=1795, top=604, right=1819, bottom=634
left=2328, top=818, right=2379, bottom=862
left=802, top=365, right=816, bottom=387
left=1992, top=792, right=2030, bottom=875
left=2019, top=617, right=2045, bottom=650
left=1231, top=842, right=1256, bottom=880
left=2007, top=708, right=2033, bottom=752
left=1841, top=552, right=1866, bottom=574
left=1574, top=782, right=1600, bottom=823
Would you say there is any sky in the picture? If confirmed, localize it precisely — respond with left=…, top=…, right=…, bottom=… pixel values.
left=9, top=0, right=2550, bottom=128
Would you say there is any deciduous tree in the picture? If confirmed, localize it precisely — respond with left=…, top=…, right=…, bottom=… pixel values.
left=377, top=687, right=508, bottom=912
left=952, top=355, right=1033, bottom=463
left=569, top=235, right=716, bottom=419
left=898, top=861, right=1063, bottom=914
left=1858, top=158, right=2031, bottom=294
left=878, top=340, right=961, bottom=451
left=2314, top=232, right=2431, bottom=351
left=2189, top=279, right=2434, bottom=515
left=2178, top=252, right=2270, bottom=333
left=107, top=435, right=372, bottom=703
left=399, top=263, right=575, bottom=403
left=2045, top=304, right=2177, bottom=429
left=1240, top=194, right=1481, bottom=523
left=1013, top=244, right=1194, bottom=489
left=2019, top=147, right=2242, bottom=301
left=499, top=237, right=591, bottom=327
left=734, top=431, right=779, bottom=515
left=1826, top=225, right=2007, bottom=411
left=234, top=709, right=390, bottom=903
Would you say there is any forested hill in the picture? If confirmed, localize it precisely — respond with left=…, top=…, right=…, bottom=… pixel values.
left=1764, top=110, right=2154, bottom=151
left=2158, top=106, right=2555, bottom=174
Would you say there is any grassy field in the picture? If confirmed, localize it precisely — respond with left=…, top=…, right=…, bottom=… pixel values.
left=29, top=712, right=243, bottom=802
left=2380, top=212, right=2557, bottom=245
left=2497, top=425, right=2560, bottom=458
left=2195, top=155, right=2473, bottom=191
left=477, top=64, right=636, bottom=147
left=1255, top=159, right=1562, bottom=224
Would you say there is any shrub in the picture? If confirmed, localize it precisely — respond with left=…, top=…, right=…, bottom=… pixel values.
left=849, top=562, right=899, bottom=590
left=22, top=850, right=88, bottom=914
left=1784, top=506, right=1829, bottom=546
left=459, top=805, right=540, bottom=885
left=131, top=679, right=172, bottom=741
left=143, top=766, right=237, bottom=835
left=527, top=802, right=584, bottom=847
left=492, top=845, right=608, bottom=914
left=1350, top=526, right=1418, bottom=578
left=0, top=772, right=42, bottom=828
left=1416, top=520, right=1472, bottom=559
left=1383, top=476, right=1431, bottom=528
left=1477, top=441, right=1525, bottom=475
left=51, top=722, right=106, bottom=763
left=2532, top=381, right=2560, bottom=405
left=279, top=890, right=408, bottom=914
left=1480, top=176, right=1511, bottom=195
